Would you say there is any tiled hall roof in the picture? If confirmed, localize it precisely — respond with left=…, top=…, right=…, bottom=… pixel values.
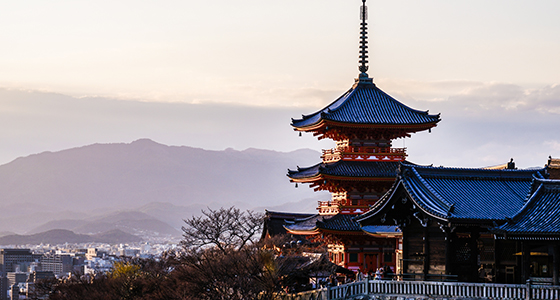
left=494, top=178, right=560, bottom=238
left=356, top=163, right=546, bottom=224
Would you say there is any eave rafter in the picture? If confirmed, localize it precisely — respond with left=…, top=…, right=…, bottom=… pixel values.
left=291, top=176, right=394, bottom=192
left=284, top=228, right=321, bottom=236
left=294, top=120, right=437, bottom=141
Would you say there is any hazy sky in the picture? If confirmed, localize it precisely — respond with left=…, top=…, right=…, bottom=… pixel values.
left=1, top=0, right=560, bottom=168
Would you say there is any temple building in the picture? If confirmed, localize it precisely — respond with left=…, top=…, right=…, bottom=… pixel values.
left=356, top=159, right=560, bottom=284
left=279, top=0, right=440, bottom=274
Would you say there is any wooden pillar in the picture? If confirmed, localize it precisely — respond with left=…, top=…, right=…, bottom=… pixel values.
left=522, top=242, right=531, bottom=282
left=423, top=225, right=430, bottom=280
left=470, top=229, right=480, bottom=282
left=362, top=253, right=367, bottom=272
left=402, top=226, right=409, bottom=277
left=445, top=227, right=452, bottom=276
left=494, top=239, right=501, bottom=283
left=553, top=244, right=559, bottom=285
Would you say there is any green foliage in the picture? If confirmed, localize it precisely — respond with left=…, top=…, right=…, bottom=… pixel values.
left=110, top=261, right=141, bottom=279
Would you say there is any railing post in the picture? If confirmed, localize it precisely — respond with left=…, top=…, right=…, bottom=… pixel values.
left=326, top=284, right=331, bottom=300
left=526, top=278, right=532, bottom=300
left=364, top=277, right=369, bottom=295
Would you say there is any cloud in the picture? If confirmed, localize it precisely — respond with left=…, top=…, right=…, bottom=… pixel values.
left=2, top=81, right=560, bottom=170
left=391, top=81, right=560, bottom=168
left=544, top=140, right=560, bottom=152
left=377, top=79, right=484, bottom=103
left=445, top=83, right=560, bottom=113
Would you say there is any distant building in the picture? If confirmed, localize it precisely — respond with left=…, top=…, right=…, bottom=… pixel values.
left=40, top=254, right=73, bottom=276
left=118, top=248, right=140, bottom=258
left=86, top=248, right=107, bottom=260
left=5, top=273, right=26, bottom=291
left=27, top=271, right=54, bottom=283
left=0, top=249, right=37, bottom=273
left=0, top=276, right=7, bottom=300
left=9, top=284, right=17, bottom=300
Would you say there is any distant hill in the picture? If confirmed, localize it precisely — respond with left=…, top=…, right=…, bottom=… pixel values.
left=0, top=229, right=141, bottom=245
left=0, top=140, right=323, bottom=235
left=27, top=211, right=181, bottom=236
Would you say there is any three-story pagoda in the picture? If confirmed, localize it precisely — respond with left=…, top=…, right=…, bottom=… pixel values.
left=285, top=0, right=440, bottom=273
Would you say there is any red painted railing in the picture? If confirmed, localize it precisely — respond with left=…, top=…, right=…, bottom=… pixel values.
left=322, top=147, right=406, bottom=163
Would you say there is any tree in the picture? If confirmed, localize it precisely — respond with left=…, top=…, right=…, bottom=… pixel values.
left=40, top=207, right=302, bottom=299
left=41, top=255, right=187, bottom=300
left=181, top=206, right=264, bottom=253
left=177, top=207, right=283, bottom=300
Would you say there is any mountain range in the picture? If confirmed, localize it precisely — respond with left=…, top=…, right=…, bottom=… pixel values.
left=0, top=229, right=142, bottom=245
left=0, top=139, right=325, bottom=239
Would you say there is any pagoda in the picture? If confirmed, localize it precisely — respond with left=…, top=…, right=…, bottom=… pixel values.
left=285, top=0, right=440, bottom=273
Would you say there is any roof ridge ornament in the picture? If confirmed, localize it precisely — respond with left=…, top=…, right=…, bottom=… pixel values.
left=358, top=0, right=372, bottom=83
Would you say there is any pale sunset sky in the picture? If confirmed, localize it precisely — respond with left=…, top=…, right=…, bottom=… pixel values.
left=1, top=0, right=560, bottom=168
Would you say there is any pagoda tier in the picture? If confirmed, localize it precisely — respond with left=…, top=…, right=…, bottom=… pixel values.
left=322, top=139, right=406, bottom=162
left=283, top=214, right=400, bottom=273
left=318, top=191, right=383, bottom=215
left=284, top=214, right=401, bottom=238
left=288, top=160, right=400, bottom=214
left=288, top=160, right=399, bottom=190
left=291, top=78, right=440, bottom=141
left=285, top=214, right=364, bottom=236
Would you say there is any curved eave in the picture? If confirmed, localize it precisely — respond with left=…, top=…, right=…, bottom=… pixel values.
left=362, top=231, right=402, bottom=238
left=400, top=172, right=450, bottom=221
left=401, top=181, right=449, bottom=222
left=356, top=179, right=449, bottom=225
left=447, top=217, right=506, bottom=223
left=361, top=225, right=402, bottom=238
left=289, top=175, right=395, bottom=183
left=292, top=119, right=439, bottom=133
left=355, top=180, right=401, bottom=223
left=284, top=227, right=320, bottom=236
left=494, top=179, right=560, bottom=236
left=289, top=175, right=323, bottom=183
left=495, top=233, right=560, bottom=241
left=323, top=175, right=395, bottom=181
left=494, top=229, right=560, bottom=237
left=318, top=228, right=365, bottom=235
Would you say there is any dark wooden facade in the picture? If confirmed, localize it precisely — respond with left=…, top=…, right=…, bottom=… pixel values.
left=356, top=163, right=556, bottom=283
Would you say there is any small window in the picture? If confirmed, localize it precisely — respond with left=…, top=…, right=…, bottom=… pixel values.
left=384, top=252, right=393, bottom=263
left=349, top=253, right=358, bottom=263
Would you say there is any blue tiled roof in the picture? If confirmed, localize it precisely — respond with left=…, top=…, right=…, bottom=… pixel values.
left=288, top=160, right=401, bottom=180
left=361, top=225, right=401, bottom=235
left=284, top=214, right=363, bottom=233
left=317, top=214, right=362, bottom=232
left=291, top=80, right=440, bottom=128
left=262, top=210, right=316, bottom=238
left=284, top=214, right=322, bottom=232
left=357, top=164, right=546, bottom=223
left=494, top=179, right=560, bottom=237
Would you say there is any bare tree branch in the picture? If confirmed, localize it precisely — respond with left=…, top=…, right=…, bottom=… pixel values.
left=181, top=206, right=264, bottom=253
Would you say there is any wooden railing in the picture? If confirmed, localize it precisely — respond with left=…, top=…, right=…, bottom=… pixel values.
left=327, top=279, right=560, bottom=300
left=274, top=289, right=327, bottom=300
left=317, top=200, right=371, bottom=207
left=322, top=147, right=406, bottom=155
left=321, top=147, right=407, bottom=163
